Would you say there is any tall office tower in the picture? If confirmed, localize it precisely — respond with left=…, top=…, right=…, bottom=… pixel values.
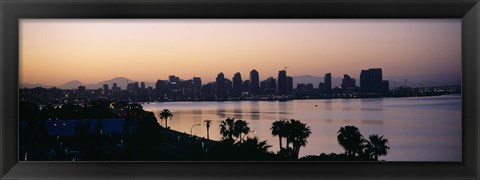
left=249, top=69, right=260, bottom=95
left=277, top=70, right=287, bottom=95
left=103, top=84, right=109, bottom=93
left=341, top=74, right=356, bottom=89
left=225, top=78, right=233, bottom=98
left=232, top=72, right=243, bottom=98
left=216, top=72, right=226, bottom=99
left=192, top=77, right=202, bottom=98
left=324, top=73, right=332, bottom=94
left=155, top=80, right=167, bottom=100
left=286, top=76, right=293, bottom=94
left=360, top=68, right=383, bottom=94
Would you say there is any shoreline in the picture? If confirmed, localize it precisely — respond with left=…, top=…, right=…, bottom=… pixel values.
left=138, top=93, right=461, bottom=104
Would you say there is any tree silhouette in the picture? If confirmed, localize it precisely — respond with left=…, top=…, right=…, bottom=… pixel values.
left=219, top=117, right=250, bottom=143
left=367, top=134, right=390, bottom=160
left=159, top=109, right=173, bottom=128
left=287, top=119, right=311, bottom=158
left=271, top=120, right=288, bottom=150
left=337, top=125, right=366, bottom=157
left=219, top=117, right=236, bottom=141
left=234, top=137, right=272, bottom=160
left=234, top=120, right=250, bottom=142
left=127, top=111, right=163, bottom=160
left=204, top=120, right=212, bottom=140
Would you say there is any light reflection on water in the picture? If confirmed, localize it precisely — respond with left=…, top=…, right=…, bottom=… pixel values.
left=142, top=94, right=461, bottom=161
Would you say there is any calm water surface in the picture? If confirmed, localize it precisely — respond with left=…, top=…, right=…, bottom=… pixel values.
left=142, top=94, right=461, bottom=161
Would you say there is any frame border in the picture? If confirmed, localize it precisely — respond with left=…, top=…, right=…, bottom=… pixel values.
left=1, top=0, right=479, bottom=179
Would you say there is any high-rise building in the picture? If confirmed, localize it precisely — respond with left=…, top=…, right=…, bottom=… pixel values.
left=287, top=76, right=293, bottom=94
left=360, top=68, right=383, bottom=94
left=341, top=74, right=357, bottom=94
left=140, top=82, right=146, bottom=89
left=341, top=74, right=356, bottom=89
left=192, top=77, right=202, bottom=98
left=111, top=83, right=119, bottom=92
left=232, top=72, right=243, bottom=98
left=277, top=70, right=287, bottom=95
left=216, top=72, right=226, bottom=99
left=249, top=69, right=259, bottom=95
left=225, top=78, right=233, bottom=98
left=155, top=80, right=167, bottom=100
left=243, top=80, right=250, bottom=95
left=318, top=82, right=324, bottom=92
left=201, top=82, right=216, bottom=100
left=324, top=73, right=332, bottom=94
left=382, top=80, right=390, bottom=94
left=103, top=84, right=109, bottom=91
left=260, top=77, right=276, bottom=94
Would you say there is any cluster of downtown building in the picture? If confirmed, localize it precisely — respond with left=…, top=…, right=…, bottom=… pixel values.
left=21, top=68, right=397, bottom=105
left=109, top=68, right=392, bottom=101
left=20, top=67, right=460, bottom=105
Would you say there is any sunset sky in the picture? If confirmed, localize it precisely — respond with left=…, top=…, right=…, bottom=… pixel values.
left=20, top=19, right=461, bottom=86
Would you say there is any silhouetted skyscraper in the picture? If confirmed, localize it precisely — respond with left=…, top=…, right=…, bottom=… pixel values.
left=341, top=74, right=356, bottom=89
left=232, top=72, right=243, bottom=98
left=216, top=72, right=226, bottom=99
left=140, top=82, right=146, bottom=89
left=112, top=83, right=119, bottom=92
left=261, top=77, right=276, bottom=94
left=243, top=80, right=250, bottom=95
left=250, top=69, right=259, bottom=95
left=193, top=77, right=202, bottom=98
left=225, top=78, right=233, bottom=98
left=324, top=73, right=332, bottom=94
left=277, top=70, right=287, bottom=95
left=318, top=82, right=325, bottom=93
left=155, top=80, right=167, bottom=100
left=360, top=68, right=383, bottom=94
left=382, top=80, right=390, bottom=94
left=287, top=76, right=293, bottom=94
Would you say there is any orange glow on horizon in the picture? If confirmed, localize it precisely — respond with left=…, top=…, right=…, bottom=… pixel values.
left=20, top=19, right=461, bottom=86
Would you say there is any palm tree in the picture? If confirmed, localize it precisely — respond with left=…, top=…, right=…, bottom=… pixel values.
left=159, top=109, right=173, bottom=128
left=234, top=120, right=250, bottom=142
left=204, top=120, right=212, bottom=140
left=219, top=118, right=251, bottom=143
left=271, top=120, right=288, bottom=150
left=287, top=119, right=311, bottom=158
left=337, top=125, right=366, bottom=157
left=219, top=117, right=236, bottom=141
left=367, top=134, right=390, bottom=160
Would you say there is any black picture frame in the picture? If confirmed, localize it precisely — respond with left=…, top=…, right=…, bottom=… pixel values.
left=1, top=0, right=479, bottom=179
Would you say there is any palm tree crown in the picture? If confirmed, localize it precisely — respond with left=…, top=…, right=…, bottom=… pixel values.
left=159, top=109, right=173, bottom=128
left=219, top=117, right=251, bottom=143
left=367, top=134, right=390, bottom=160
left=287, top=119, right=311, bottom=158
left=271, top=120, right=288, bottom=150
left=219, top=117, right=236, bottom=141
left=337, top=125, right=366, bottom=157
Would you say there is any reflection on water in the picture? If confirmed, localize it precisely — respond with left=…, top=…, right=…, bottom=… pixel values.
left=143, top=94, right=461, bottom=161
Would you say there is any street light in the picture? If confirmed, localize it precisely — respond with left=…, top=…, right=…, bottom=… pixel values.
left=190, top=123, right=201, bottom=136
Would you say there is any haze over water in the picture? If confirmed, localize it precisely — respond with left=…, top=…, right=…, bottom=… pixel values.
left=143, top=94, right=461, bottom=161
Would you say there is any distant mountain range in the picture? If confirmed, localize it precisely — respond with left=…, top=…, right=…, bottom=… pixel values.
left=20, top=77, right=155, bottom=90
left=20, top=74, right=460, bottom=90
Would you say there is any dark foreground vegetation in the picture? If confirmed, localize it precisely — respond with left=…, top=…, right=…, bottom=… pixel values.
left=20, top=99, right=389, bottom=161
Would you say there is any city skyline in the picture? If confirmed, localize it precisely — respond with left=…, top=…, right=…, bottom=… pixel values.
left=20, top=19, right=461, bottom=86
